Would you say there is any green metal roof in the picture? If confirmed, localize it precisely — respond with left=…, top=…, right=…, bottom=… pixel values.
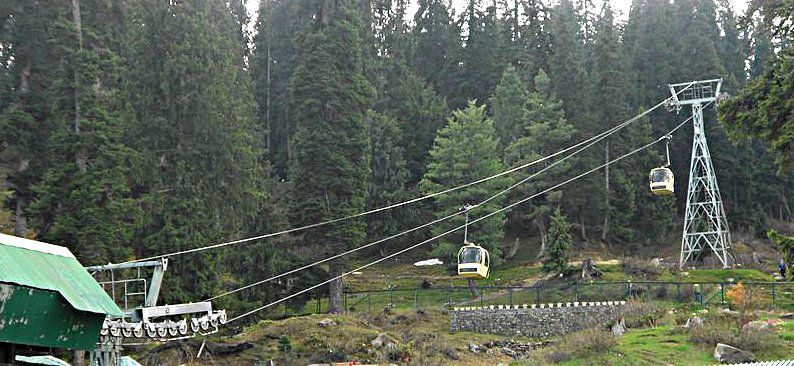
left=0, top=233, right=123, bottom=317
left=15, top=355, right=72, bottom=366
left=119, top=356, right=143, bottom=366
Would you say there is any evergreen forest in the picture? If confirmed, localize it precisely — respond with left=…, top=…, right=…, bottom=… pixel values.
left=0, top=0, right=792, bottom=318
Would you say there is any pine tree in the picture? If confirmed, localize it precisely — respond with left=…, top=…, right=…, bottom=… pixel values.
left=457, top=0, right=503, bottom=104
left=29, top=3, right=141, bottom=264
left=410, top=0, right=459, bottom=102
left=716, top=0, right=744, bottom=88
left=748, top=18, right=773, bottom=78
left=590, top=1, right=629, bottom=242
left=125, top=0, right=267, bottom=302
left=548, top=0, right=585, bottom=120
left=420, top=102, right=512, bottom=267
left=0, top=1, right=62, bottom=238
left=504, top=70, right=575, bottom=257
left=490, top=65, right=529, bottom=149
left=612, top=111, right=676, bottom=247
left=250, top=0, right=316, bottom=178
left=289, top=0, right=373, bottom=314
left=543, top=207, right=572, bottom=274
left=516, top=0, right=551, bottom=84
left=382, top=68, right=447, bottom=185
left=366, top=111, right=410, bottom=255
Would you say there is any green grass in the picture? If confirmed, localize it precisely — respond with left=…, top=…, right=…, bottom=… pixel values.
left=554, top=326, right=715, bottom=366
left=659, top=269, right=774, bottom=283
left=598, top=264, right=629, bottom=281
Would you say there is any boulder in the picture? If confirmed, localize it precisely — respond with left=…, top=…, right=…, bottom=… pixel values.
left=612, top=316, right=627, bottom=336
left=371, top=333, right=387, bottom=348
left=742, top=321, right=770, bottom=333
left=442, top=348, right=459, bottom=360
left=650, top=258, right=662, bottom=267
left=720, top=308, right=739, bottom=315
left=317, top=318, right=337, bottom=328
left=714, top=343, right=755, bottom=364
left=501, top=347, right=517, bottom=358
left=611, top=322, right=627, bottom=336
left=684, top=317, right=704, bottom=328
left=469, top=342, right=481, bottom=353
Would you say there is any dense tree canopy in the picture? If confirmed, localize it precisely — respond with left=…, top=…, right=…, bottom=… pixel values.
left=0, top=0, right=791, bottom=321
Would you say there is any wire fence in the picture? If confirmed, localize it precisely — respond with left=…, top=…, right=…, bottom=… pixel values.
left=259, top=281, right=794, bottom=319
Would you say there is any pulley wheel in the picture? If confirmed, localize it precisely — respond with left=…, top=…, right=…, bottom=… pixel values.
left=178, top=322, right=188, bottom=336
left=133, top=326, right=144, bottom=338
left=157, top=327, right=168, bottom=338
left=122, top=327, right=133, bottom=338
left=190, top=319, right=200, bottom=333
left=168, top=325, right=178, bottom=337
left=146, top=326, right=157, bottom=338
left=200, top=319, right=210, bottom=331
left=109, top=326, right=121, bottom=337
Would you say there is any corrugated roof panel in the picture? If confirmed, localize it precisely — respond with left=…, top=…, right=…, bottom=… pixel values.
left=0, top=235, right=123, bottom=318
left=15, top=355, right=72, bottom=366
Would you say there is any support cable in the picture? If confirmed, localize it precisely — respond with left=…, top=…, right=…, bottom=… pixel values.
left=119, top=82, right=697, bottom=265
left=206, top=114, right=615, bottom=302
left=225, top=116, right=694, bottom=324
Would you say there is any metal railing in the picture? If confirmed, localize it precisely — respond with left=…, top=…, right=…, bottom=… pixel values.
left=251, top=281, right=794, bottom=320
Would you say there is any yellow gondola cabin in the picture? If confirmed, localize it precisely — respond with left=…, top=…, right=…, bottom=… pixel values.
left=649, top=167, right=674, bottom=195
left=457, top=243, right=490, bottom=279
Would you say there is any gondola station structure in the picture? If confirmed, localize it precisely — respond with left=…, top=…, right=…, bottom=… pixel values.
left=0, top=233, right=123, bottom=364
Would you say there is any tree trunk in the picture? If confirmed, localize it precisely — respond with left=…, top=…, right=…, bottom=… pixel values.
left=506, top=238, right=520, bottom=260
left=13, top=159, right=29, bottom=237
left=14, top=196, right=26, bottom=238
left=71, top=0, right=86, bottom=173
left=601, top=141, right=609, bottom=242
left=72, top=351, right=85, bottom=366
left=19, top=63, right=31, bottom=94
left=535, top=216, right=548, bottom=259
left=266, top=42, right=271, bottom=152
left=782, top=192, right=792, bottom=221
left=327, top=260, right=344, bottom=314
left=467, top=278, right=480, bottom=298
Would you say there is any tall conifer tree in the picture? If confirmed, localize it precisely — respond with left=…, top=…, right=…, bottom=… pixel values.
left=504, top=70, right=575, bottom=257
left=289, top=0, right=373, bottom=314
left=125, top=0, right=266, bottom=302
left=420, top=102, right=512, bottom=267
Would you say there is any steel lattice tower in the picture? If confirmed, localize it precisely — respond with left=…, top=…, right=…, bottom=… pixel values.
left=667, top=79, right=733, bottom=269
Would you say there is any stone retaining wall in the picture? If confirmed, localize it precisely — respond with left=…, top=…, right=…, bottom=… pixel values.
left=450, top=301, right=626, bottom=337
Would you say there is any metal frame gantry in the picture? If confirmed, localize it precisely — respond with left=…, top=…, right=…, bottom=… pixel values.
left=667, top=79, right=733, bottom=269
left=86, top=258, right=226, bottom=366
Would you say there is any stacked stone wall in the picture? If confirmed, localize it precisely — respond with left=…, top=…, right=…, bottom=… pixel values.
left=450, top=301, right=626, bottom=337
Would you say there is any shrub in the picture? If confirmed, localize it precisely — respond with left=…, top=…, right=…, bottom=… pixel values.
left=622, top=257, right=663, bottom=278
left=278, top=335, right=292, bottom=353
left=623, top=301, right=666, bottom=328
left=688, top=321, right=735, bottom=346
left=533, top=328, right=617, bottom=363
left=736, top=327, right=785, bottom=352
left=689, top=316, right=784, bottom=352
left=726, top=282, right=760, bottom=327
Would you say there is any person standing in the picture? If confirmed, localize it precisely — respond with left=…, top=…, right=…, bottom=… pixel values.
left=780, top=259, right=787, bottom=279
